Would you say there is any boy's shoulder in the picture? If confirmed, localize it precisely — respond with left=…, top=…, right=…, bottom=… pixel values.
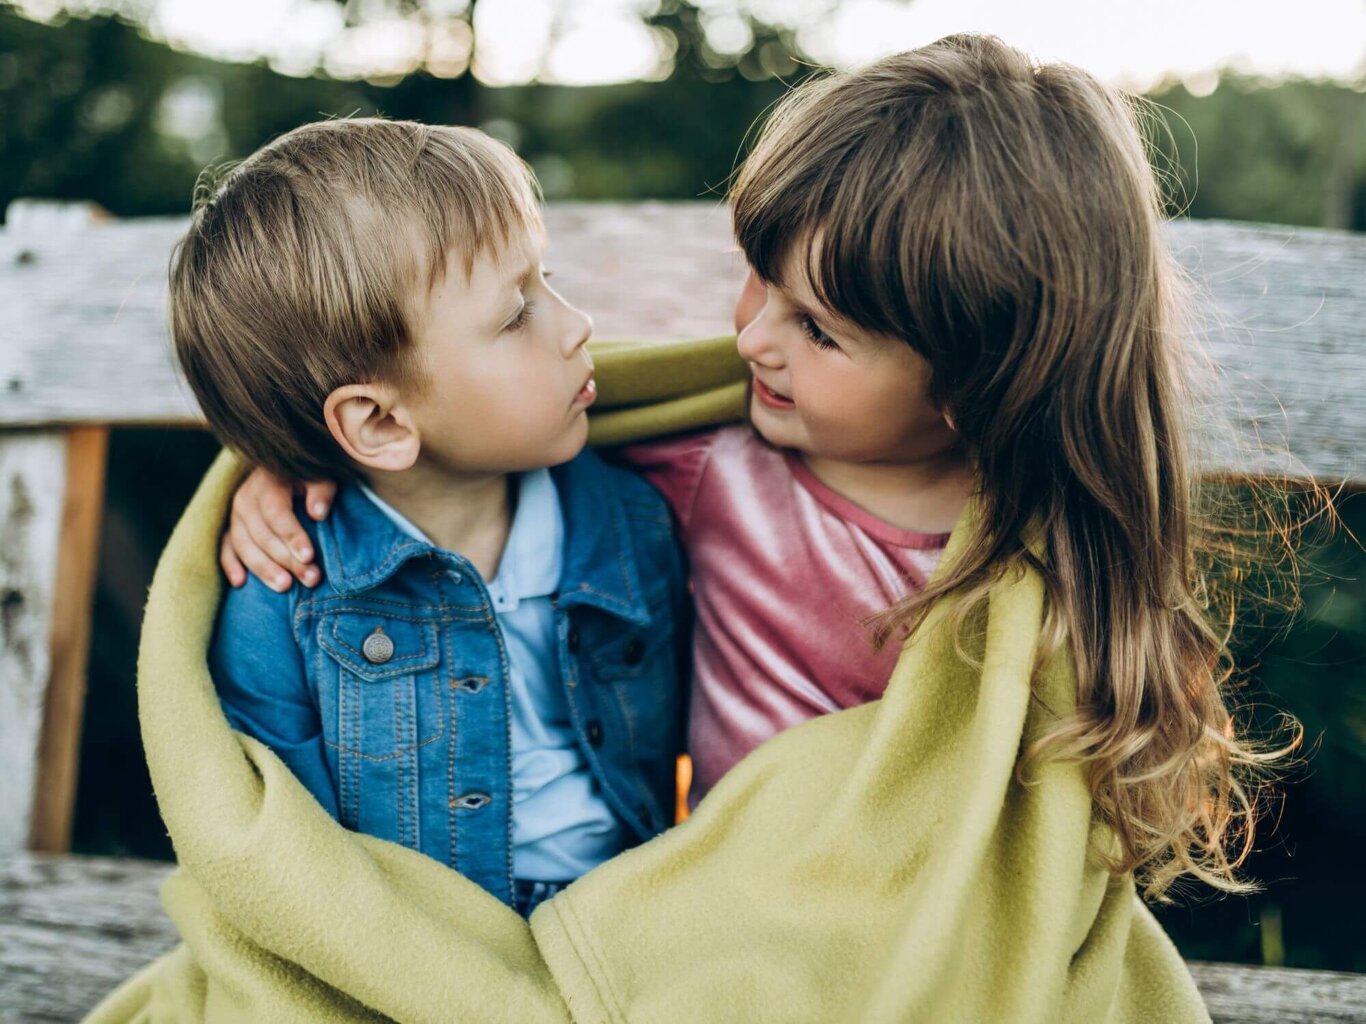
left=556, top=450, right=682, bottom=595
left=561, top=448, right=672, bottom=527
left=218, top=495, right=323, bottom=622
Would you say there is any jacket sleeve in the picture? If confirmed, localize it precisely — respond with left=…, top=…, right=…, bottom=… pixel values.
left=208, top=576, right=340, bottom=820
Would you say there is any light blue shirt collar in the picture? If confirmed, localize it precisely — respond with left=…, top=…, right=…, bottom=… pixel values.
left=359, top=470, right=563, bottom=613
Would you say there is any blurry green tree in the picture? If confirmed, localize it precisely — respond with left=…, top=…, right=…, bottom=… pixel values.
left=7, top=3, right=1359, bottom=225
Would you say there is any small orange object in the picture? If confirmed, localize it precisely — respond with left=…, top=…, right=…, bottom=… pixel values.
left=675, top=754, right=693, bottom=824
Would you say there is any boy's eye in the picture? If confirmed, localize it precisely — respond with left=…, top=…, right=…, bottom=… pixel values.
left=799, top=314, right=839, bottom=350
left=505, top=300, right=535, bottom=332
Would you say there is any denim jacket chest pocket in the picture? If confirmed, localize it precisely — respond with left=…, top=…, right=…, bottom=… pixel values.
left=316, top=611, right=444, bottom=762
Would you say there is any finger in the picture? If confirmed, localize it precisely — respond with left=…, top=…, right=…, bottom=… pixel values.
left=302, top=479, right=338, bottom=521
left=243, top=512, right=314, bottom=589
left=219, top=532, right=247, bottom=588
left=230, top=515, right=295, bottom=593
left=263, top=496, right=315, bottom=565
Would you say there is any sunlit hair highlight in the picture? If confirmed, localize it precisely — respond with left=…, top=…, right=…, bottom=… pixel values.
left=732, top=33, right=1309, bottom=900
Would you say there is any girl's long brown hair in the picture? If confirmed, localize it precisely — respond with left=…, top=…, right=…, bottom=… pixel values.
left=732, top=33, right=1304, bottom=900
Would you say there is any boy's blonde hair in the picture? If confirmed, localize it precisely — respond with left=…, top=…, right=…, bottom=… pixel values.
left=170, top=118, right=540, bottom=481
left=732, top=34, right=1299, bottom=900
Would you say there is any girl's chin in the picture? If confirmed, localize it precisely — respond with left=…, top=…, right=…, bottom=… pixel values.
left=748, top=409, right=800, bottom=450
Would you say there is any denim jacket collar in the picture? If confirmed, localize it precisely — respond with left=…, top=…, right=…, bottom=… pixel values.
left=552, top=453, right=652, bottom=628
left=316, top=453, right=652, bottom=628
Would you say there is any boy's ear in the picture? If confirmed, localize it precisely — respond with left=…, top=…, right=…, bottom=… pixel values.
left=323, top=384, right=421, bottom=472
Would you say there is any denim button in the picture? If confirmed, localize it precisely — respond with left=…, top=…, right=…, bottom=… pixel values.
left=362, top=628, right=394, bottom=665
left=622, top=638, right=645, bottom=665
left=450, top=792, right=491, bottom=810
left=586, top=719, right=603, bottom=747
left=567, top=627, right=580, bottom=654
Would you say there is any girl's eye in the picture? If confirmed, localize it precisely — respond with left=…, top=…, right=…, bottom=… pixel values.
left=505, top=301, right=535, bottom=332
left=799, top=314, right=838, bottom=350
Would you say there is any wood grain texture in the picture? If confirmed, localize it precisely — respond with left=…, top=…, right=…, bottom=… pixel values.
left=1189, top=960, right=1366, bottom=1024
left=0, top=435, right=67, bottom=856
left=0, top=208, right=1359, bottom=480
left=0, top=854, right=177, bottom=1023
left=27, top=427, right=108, bottom=853
left=1, top=853, right=1364, bottom=1024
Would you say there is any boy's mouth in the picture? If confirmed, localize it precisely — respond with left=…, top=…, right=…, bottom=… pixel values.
left=572, top=374, right=598, bottom=410
left=752, top=376, right=795, bottom=410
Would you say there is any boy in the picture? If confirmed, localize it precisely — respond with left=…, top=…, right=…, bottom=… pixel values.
left=170, top=118, right=688, bottom=918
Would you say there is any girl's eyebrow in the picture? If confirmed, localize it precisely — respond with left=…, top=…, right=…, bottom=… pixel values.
left=780, top=286, right=844, bottom=334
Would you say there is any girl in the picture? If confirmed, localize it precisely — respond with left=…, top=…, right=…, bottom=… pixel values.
left=221, top=32, right=1278, bottom=901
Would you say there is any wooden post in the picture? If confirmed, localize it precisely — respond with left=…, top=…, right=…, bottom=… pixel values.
left=0, top=427, right=107, bottom=854
left=0, top=432, right=69, bottom=853
left=28, top=426, right=108, bottom=852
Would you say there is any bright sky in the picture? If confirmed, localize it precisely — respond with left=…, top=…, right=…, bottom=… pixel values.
left=27, top=0, right=1366, bottom=88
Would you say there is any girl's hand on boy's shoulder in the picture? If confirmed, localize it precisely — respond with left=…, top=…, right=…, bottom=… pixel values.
left=220, top=467, right=336, bottom=593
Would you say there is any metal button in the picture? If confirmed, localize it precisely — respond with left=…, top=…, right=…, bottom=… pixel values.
left=586, top=719, right=604, bottom=747
left=623, top=638, right=646, bottom=665
left=449, top=792, right=491, bottom=811
left=567, top=627, right=580, bottom=654
left=362, top=627, right=394, bottom=665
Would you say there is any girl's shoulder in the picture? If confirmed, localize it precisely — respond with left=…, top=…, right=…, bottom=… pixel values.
left=608, top=426, right=743, bottom=531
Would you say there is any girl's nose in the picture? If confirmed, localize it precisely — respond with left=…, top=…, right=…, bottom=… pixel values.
left=736, top=312, right=783, bottom=369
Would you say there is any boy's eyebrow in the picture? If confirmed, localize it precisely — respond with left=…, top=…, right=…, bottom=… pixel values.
left=502, top=257, right=537, bottom=293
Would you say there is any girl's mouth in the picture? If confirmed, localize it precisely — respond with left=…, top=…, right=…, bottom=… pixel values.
left=752, top=377, right=795, bottom=411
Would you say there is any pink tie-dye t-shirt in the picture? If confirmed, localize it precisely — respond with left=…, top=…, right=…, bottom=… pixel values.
left=622, top=425, right=950, bottom=802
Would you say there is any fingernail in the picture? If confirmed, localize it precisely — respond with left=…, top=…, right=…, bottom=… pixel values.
left=294, top=544, right=312, bottom=561
left=303, top=568, right=320, bottom=586
left=275, top=575, right=290, bottom=591
left=312, top=502, right=328, bottom=516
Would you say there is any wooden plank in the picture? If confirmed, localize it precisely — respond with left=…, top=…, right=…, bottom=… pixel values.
left=0, top=209, right=1361, bottom=480
left=1175, top=221, right=1366, bottom=482
left=0, top=435, right=67, bottom=855
left=1, top=854, right=1363, bottom=1024
left=0, top=204, right=745, bottom=428
left=1189, top=960, right=1366, bottom=1024
left=27, top=426, right=108, bottom=853
left=0, top=853, right=177, bottom=1023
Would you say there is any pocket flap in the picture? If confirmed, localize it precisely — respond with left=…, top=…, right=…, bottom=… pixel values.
left=319, top=614, right=441, bottom=681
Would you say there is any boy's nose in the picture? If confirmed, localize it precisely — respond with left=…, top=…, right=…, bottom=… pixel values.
left=562, top=305, right=593, bottom=357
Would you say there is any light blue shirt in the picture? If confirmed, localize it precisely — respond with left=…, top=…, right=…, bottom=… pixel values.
left=360, top=472, right=627, bottom=880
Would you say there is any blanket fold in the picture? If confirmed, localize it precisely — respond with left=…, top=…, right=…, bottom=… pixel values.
left=85, top=336, right=1208, bottom=1023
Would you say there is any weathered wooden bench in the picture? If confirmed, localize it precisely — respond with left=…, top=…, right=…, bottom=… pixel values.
left=1, top=203, right=1363, bottom=1022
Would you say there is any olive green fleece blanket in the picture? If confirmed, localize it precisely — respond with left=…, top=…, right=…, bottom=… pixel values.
left=86, top=335, right=1209, bottom=1023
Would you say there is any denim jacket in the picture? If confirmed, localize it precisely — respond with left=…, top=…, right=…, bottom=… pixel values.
left=208, top=449, right=689, bottom=908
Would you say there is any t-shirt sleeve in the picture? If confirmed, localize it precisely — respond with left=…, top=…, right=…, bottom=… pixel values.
left=611, top=429, right=719, bottom=534
left=209, top=576, right=340, bottom=820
